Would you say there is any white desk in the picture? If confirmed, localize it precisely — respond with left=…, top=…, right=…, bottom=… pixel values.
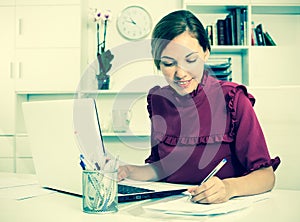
left=1, top=173, right=299, bottom=222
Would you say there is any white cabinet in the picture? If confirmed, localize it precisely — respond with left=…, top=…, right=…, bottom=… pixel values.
left=15, top=5, right=81, bottom=48
left=15, top=135, right=34, bottom=174
left=0, top=136, right=14, bottom=172
left=0, top=6, right=15, bottom=134
left=14, top=4, right=82, bottom=91
left=0, top=0, right=87, bottom=172
left=0, top=5, right=15, bottom=172
left=15, top=48, right=81, bottom=91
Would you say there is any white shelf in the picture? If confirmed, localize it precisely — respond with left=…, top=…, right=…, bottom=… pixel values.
left=16, top=132, right=150, bottom=138
left=79, top=90, right=147, bottom=95
left=211, top=45, right=249, bottom=53
left=16, top=91, right=77, bottom=95
left=185, top=4, right=248, bottom=14
left=102, top=132, right=150, bottom=137
left=15, top=90, right=148, bottom=95
left=251, top=5, right=300, bottom=14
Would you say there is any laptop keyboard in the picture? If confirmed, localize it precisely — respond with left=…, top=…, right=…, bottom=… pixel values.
left=118, top=184, right=154, bottom=194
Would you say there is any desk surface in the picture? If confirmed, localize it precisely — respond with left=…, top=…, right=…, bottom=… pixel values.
left=1, top=173, right=299, bottom=222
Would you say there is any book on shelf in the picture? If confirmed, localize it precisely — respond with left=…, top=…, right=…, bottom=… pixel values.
left=255, top=23, right=266, bottom=46
left=233, top=8, right=241, bottom=45
left=205, top=7, right=247, bottom=46
left=217, top=19, right=226, bottom=45
left=225, top=14, right=233, bottom=45
left=251, top=21, right=258, bottom=46
left=241, top=8, right=247, bottom=46
left=206, top=25, right=213, bottom=45
left=264, top=32, right=276, bottom=46
left=213, top=23, right=218, bottom=46
left=252, top=23, right=276, bottom=46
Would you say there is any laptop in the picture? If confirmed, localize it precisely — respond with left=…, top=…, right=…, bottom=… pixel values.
left=22, top=98, right=187, bottom=203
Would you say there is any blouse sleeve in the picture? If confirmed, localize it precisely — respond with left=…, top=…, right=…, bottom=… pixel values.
left=145, top=86, right=161, bottom=164
left=230, top=86, right=280, bottom=174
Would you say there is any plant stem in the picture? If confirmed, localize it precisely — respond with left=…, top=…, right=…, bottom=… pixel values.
left=97, top=23, right=100, bottom=55
left=102, top=20, right=107, bottom=53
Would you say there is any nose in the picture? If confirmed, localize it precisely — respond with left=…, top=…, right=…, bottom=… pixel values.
left=174, top=65, right=187, bottom=79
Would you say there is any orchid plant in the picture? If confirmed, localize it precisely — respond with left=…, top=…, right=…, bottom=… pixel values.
left=90, top=8, right=114, bottom=89
left=91, top=8, right=112, bottom=54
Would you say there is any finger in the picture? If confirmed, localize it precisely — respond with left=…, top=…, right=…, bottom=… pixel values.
left=195, top=191, right=221, bottom=204
left=193, top=180, right=214, bottom=194
left=191, top=183, right=215, bottom=202
left=187, top=186, right=198, bottom=193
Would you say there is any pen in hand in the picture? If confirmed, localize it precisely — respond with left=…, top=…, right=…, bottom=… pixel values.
left=200, top=158, right=227, bottom=185
left=188, top=158, right=227, bottom=201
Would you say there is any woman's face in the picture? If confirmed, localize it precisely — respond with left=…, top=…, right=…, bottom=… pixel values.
left=160, top=31, right=210, bottom=96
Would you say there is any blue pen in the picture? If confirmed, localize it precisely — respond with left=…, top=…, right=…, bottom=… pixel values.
left=80, top=159, right=86, bottom=170
left=79, top=154, right=93, bottom=170
left=200, top=158, right=227, bottom=185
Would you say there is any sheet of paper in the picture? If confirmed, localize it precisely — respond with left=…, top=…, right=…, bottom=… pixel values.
left=0, top=184, right=55, bottom=200
left=144, top=192, right=271, bottom=216
left=0, top=173, right=38, bottom=189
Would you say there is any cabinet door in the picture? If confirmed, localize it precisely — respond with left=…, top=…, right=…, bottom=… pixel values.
left=0, top=136, right=14, bottom=157
left=15, top=48, right=81, bottom=91
left=0, top=6, right=15, bottom=134
left=0, top=136, right=14, bottom=172
left=16, top=5, right=80, bottom=48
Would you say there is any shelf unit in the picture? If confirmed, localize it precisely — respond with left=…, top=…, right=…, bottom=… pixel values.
left=183, top=0, right=300, bottom=86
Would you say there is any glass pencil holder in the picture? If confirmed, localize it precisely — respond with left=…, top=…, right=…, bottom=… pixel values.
left=82, top=169, right=118, bottom=214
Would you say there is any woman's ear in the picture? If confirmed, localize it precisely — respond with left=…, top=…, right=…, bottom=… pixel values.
left=203, top=49, right=210, bottom=62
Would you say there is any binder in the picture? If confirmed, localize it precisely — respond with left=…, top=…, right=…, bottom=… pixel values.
left=264, top=32, right=276, bottom=46
left=255, top=24, right=266, bottom=46
left=217, top=19, right=226, bottom=45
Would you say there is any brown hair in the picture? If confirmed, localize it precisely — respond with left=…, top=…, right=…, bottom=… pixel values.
left=151, top=10, right=211, bottom=70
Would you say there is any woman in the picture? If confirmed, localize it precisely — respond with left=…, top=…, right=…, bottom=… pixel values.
left=118, top=10, right=280, bottom=204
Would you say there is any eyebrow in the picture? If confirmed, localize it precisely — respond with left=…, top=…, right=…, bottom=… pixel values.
left=161, top=51, right=198, bottom=60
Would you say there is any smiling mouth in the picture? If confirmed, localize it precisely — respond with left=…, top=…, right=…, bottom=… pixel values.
left=174, top=79, right=192, bottom=87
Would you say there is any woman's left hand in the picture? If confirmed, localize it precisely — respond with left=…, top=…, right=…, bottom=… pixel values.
left=187, top=176, right=232, bottom=204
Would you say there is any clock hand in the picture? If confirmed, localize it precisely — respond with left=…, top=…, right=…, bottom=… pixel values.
left=129, top=17, right=136, bottom=25
left=125, top=17, right=136, bottom=25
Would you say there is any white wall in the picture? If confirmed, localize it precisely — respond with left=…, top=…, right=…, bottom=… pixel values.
left=85, top=0, right=182, bottom=90
left=251, top=86, right=300, bottom=190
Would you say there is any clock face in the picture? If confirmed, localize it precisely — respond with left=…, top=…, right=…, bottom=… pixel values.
left=117, top=6, right=152, bottom=40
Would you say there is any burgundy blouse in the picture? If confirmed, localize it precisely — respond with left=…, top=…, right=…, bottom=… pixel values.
left=145, top=73, right=280, bottom=185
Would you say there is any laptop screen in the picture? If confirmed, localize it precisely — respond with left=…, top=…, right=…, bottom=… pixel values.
left=23, top=98, right=187, bottom=202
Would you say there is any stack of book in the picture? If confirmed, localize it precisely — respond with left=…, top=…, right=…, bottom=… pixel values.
left=206, top=8, right=247, bottom=46
left=251, top=22, right=276, bottom=46
left=205, top=57, right=232, bottom=81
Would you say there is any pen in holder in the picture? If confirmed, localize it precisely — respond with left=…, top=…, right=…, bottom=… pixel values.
left=82, top=169, right=118, bottom=214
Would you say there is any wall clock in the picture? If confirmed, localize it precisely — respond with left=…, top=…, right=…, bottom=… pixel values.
left=117, top=6, right=152, bottom=40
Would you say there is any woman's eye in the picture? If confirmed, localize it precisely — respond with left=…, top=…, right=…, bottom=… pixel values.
left=161, top=61, right=176, bottom=67
left=187, top=57, right=198, bottom=63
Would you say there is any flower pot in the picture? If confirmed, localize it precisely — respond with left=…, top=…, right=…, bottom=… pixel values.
left=97, top=75, right=110, bottom=90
